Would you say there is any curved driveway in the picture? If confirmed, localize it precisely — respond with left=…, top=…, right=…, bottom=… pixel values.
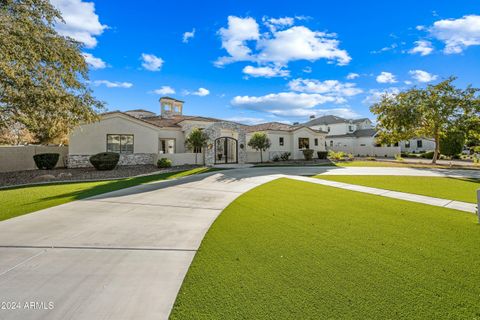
left=0, top=166, right=478, bottom=320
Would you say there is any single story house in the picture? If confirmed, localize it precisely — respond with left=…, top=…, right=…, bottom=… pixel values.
left=68, top=97, right=327, bottom=167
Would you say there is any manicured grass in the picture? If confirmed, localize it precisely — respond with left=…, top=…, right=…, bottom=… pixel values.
left=0, top=167, right=215, bottom=221
left=337, top=160, right=478, bottom=169
left=170, top=178, right=480, bottom=320
left=316, top=175, right=480, bottom=203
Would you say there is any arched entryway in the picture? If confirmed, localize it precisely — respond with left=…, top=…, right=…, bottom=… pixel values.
left=214, top=137, right=238, bottom=164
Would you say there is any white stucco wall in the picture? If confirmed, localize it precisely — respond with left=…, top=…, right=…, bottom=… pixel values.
left=158, top=129, right=185, bottom=153
left=400, top=138, right=435, bottom=153
left=69, top=115, right=159, bottom=155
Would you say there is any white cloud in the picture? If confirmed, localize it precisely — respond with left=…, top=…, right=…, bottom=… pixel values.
left=152, top=86, right=175, bottom=95
left=376, top=72, right=397, bottom=83
left=182, top=28, right=195, bottom=43
left=215, top=16, right=350, bottom=68
left=409, top=70, right=438, bottom=83
left=186, top=88, right=210, bottom=96
left=231, top=92, right=341, bottom=113
left=409, top=40, right=434, bottom=56
left=257, top=26, right=351, bottom=66
left=51, top=0, right=107, bottom=48
left=430, top=15, right=480, bottom=54
left=416, top=25, right=426, bottom=31
left=362, top=87, right=400, bottom=105
left=82, top=52, right=106, bottom=69
left=141, top=53, right=164, bottom=71
left=263, top=16, right=295, bottom=31
left=288, top=78, right=363, bottom=97
left=404, top=80, right=413, bottom=85
left=270, top=107, right=359, bottom=119
left=302, top=66, right=312, bottom=73
left=242, top=65, right=289, bottom=78
left=371, top=43, right=398, bottom=54
left=225, top=116, right=265, bottom=125
left=346, top=72, right=359, bottom=80
left=93, top=80, right=133, bottom=88
left=215, top=16, right=260, bottom=66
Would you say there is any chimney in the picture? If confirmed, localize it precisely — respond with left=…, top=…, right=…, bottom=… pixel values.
left=310, top=115, right=316, bottom=119
left=159, top=97, right=184, bottom=118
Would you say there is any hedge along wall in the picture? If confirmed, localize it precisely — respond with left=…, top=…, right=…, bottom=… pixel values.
left=0, top=145, right=68, bottom=172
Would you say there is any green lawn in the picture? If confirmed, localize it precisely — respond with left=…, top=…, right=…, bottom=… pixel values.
left=336, top=160, right=477, bottom=169
left=316, top=175, right=480, bottom=203
left=170, top=178, right=480, bottom=320
left=0, top=167, right=214, bottom=221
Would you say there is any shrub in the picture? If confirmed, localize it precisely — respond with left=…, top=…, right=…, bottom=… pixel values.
left=394, top=154, right=404, bottom=161
left=440, top=131, right=465, bottom=157
left=157, top=157, right=172, bottom=168
left=328, top=150, right=347, bottom=161
left=317, top=151, right=328, bottom=159
left=420, top=151, right=440, bottom=159
left=89, top=152, right=120, bottom=170
left=302, top=149, right=314, bottom=160
left=33, top=153, right=59, bottom=170
left=272, top=154, right=280, bottom=162
left=280, top=152, right=291, bottom=161
left=346, top=153, right=354, bottom=161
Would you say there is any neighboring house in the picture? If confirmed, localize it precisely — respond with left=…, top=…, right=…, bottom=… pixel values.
left=302, top=115, right=400, bottom=157
left=302, top=115, right=435, bottom=157
left=399, top=138, right=435, bottom=153
left=68, top=97, right=327, bottom=167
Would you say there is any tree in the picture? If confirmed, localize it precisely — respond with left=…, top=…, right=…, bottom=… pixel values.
left=440, top=131, right=465, bottom=157
left=371, top=77, right=480, bottom=164
left=184, top=128, right=208, bottom=164
left=0, top=0, right=104, bottom=144
left=248, top=132, right=271, bottom=163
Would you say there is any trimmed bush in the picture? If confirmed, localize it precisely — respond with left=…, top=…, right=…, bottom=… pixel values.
left=33, top=153, right=59, bottom=170
left=89, top=152, right=120, bottom=170
left=157, top=157, right=172, bottom=168
left=317, top=151, right=328, bottom=159
left=280, top=152, right=291, bottom=161
left=302, top=149, right=314, bottom=161
left=420, top=151, right=439, bottom=159
left=272, top=155, right=280, bottom=162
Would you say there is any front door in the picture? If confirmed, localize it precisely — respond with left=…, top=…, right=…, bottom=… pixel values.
left=214, top=137, right=238, bottom=164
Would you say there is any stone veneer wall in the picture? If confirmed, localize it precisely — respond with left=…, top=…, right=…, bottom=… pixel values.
left=68, top=153, right=156, bottom=168
left=203, top=121, right=246, bottom=166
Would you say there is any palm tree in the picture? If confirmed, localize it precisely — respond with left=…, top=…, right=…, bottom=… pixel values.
left=185, top=128, right=209, bottom=164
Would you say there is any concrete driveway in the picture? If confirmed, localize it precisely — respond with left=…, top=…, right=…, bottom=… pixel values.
left=0, top=166, right=478, bottom=319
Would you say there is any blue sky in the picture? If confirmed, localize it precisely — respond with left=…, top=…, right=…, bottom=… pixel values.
left=52, top=0, right=480, bottom=124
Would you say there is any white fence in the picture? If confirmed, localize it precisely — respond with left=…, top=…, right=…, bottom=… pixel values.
left=0, top=145, right=69, bottom=172
left=329, top=146, right=400, bottom=158
left=158, top=152, right=204, bottom=166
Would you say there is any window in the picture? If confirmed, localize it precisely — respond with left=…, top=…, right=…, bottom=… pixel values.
left=360, top=144, right=366, bottom=146
left=279, top=137, right=284, bottom=146
left=405, top=141, right=410, bottom=148
left=330, top=140, right=333, bottom=147
left=107, top=134, right=133, bottom=154
left=348, top=125, right=354, bottom=132
left=314, top=138, right=318, bottom=146
left=327, top=127, right=331, bottom=133
left=298, top=138, right=309, bottom=149
left=394, top=142, right=399, bottom=147
left=417, top=140, right=423, bottom=148
left=159, top=139, right=175, bottom=154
